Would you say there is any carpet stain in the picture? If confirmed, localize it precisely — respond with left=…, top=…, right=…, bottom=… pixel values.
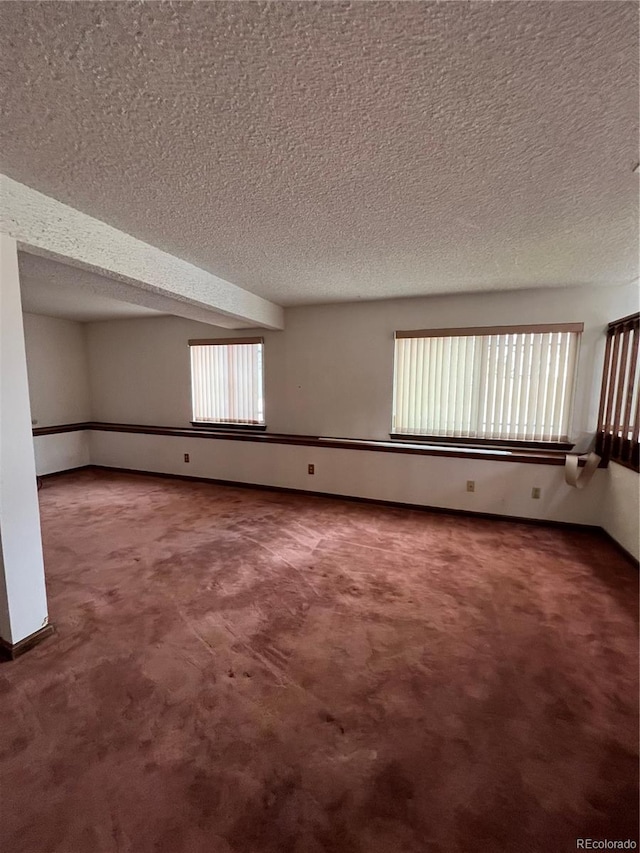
left=0, top=469, right=637, bottom=853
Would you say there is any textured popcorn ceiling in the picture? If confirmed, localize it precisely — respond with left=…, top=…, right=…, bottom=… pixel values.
left=1, top=1, right=638, bottom=306
left=17, top=251, right=254, bottom=326
left=4, top=177, right=282, bottom=328
left=19, top=253, right=165, bottom=323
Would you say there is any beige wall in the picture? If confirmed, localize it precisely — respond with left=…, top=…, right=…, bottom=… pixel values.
left=23, top=312, right=91, bottom=426
left=89, top=429, right=606, bottom=526
left=602, top=462, right=640, bottom=561
left=22, top=282, right=638, bottom=545
left=86, top=281, right=639, bottom=440
left=82, top=281, right=639, bottom=532
left=23, top=313, right=92, bottom=473
left=32, top=431, right=90, bottom=477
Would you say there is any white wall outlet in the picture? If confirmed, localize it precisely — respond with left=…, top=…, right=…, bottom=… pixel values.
left=531, top=487, right=541, bottom=499
left=184, top=453, right=190, bottom=463
left=466, top=480, right=475, bottom=493
left=308, top=463, right=315, bottom=475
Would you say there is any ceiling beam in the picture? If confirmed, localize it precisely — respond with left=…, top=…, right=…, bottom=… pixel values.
left=0, top=175, right=284, bottom=330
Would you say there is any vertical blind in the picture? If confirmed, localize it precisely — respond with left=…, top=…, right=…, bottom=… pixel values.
left=596, top=313, right=639, bottom=470
left=189, top=338, right=265, bottom=425
left=392, top=324, right=583, bottom=442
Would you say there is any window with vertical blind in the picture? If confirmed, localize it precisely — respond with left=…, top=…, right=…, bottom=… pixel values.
left=189, top=337, right=265, bottom=427
left=392, top=323, right=583, bottom=444
left=596, top=313, right=639, bottom=471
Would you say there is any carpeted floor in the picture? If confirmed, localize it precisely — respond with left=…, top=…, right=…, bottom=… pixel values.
left=1, top=469, right=638, bottom=853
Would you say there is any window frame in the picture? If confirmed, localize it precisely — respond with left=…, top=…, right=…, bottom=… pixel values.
left=390, top=322, right=584, bottom=448
left=595, top=312, right=639, bottom=471
left=188, top=336, right=266, bottom=430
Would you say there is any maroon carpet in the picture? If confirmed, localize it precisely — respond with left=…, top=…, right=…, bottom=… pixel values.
left=1, top=469, right=638, bottom=853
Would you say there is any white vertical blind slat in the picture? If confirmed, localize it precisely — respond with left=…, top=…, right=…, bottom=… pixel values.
left=466, top=336, right=477, bottom=437
left=539, top=333, right=556, bottom=441
left=415, top=338, right=425, bottom=433
left=441, top=337, right=452, bottom=435
left=237, top=345, right=243, bottom=420
left=549, top=333, right=567, bottom=441
left=526, top=334, right=543, bottom=440
left=398, top=340, right=406, bottom=430
left=469, top=336, right=482, bottom=438
left=559, top=333, right=577, bottom=440
left=494, top=334, right=507, bottom=439
left=435, top=337, right=443, bottom=437
left=409, top=338, right=418, bottom=432
left=427, top=338, right=437, bottom=434
left=484, top=336, right=497, bottom=438
left=512, top=334, right=525, bottom=439
left=535, top=333, right=549, bottom=440
left=451, top=337, right=463, bottom=437
left=242, top=345, right=249, bottom=421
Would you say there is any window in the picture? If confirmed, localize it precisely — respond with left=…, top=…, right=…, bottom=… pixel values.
left=596, top=312, right=639, bottom=471
left=189, top=337, right=265, bottom=427
left=392, top=323, right=583, bottom=444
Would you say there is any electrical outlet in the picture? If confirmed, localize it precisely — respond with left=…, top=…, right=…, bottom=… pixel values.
left=308, top=464, right=315, bottom=475
left=184, top=453, right=190, bottom=463
left=466, top=480, right=475, bottom=493
left=531, top=487, right=541, bottom=499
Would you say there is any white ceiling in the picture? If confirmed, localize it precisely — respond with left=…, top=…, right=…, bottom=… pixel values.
left=18, top=253, right=166, bottom=322
left=1, top=1, right=638, bottom=308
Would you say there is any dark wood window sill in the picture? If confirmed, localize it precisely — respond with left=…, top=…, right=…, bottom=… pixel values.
left=190, top=422, right=267, bottom=432
left=33, top=421, right=601, bottom=467
left=389, top=434, right=574, bottom=452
